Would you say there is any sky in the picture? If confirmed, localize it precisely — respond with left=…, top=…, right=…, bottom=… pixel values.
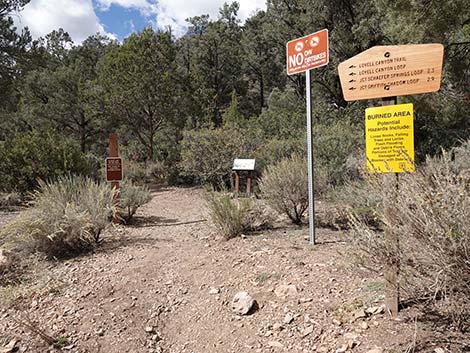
left=14, top=0, right=266, bottom=43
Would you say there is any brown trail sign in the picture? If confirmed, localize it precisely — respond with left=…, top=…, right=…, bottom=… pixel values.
left=338, top=44, right=444, bottom=101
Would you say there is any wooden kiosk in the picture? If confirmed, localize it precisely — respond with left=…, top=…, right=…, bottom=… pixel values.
left=232, top=159, right=256, bottom=195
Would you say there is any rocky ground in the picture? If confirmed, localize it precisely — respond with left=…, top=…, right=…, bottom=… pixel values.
left=0, top=187, right=468, bottom=353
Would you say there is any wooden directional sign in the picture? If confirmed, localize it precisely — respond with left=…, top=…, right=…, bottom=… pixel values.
left=287, top=29, right=329, bottom=75
left=106, top=157, right=123, bottom=182
left=338, top=44, right=444, bottom=101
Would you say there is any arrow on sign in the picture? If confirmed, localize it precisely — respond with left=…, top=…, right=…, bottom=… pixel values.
left=349, top=72, right=356, bottom=76
left=349, top=79, right=356, bottom=83
left=349, top=65, right=356, bottom=68
left=349, top=87, right=357, bottom=90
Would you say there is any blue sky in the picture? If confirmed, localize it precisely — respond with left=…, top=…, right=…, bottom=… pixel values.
left=15, top=0, right=266, bottom=43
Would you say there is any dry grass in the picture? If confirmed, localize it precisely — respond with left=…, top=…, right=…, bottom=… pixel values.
left=349, top=143, right=470, bottom=331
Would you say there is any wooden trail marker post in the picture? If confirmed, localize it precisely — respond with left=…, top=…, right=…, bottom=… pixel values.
left=107, top=133, right=123, bottom=223
left=338, top=43, right=444, bottom=317
left=286, top=29, right=329, bottom=245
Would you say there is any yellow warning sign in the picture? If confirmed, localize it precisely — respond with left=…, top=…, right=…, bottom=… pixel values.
left=365, top=103, right=414, bottom=173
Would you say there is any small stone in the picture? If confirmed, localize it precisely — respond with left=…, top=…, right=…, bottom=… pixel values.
left=272, top=323, right=283, bottom=331
left=268, top=341, right=284, bottom=349
left=332, top=319, right=342, bottom=326
left=352, top=308, right=367, bottom=321
left=95, top=328, right=104, bottom=336
left=366, top=348, right=383, bottom=353
left=301, top=325, right=314, bottom=338
left=274, top=284, right=298, bottom=298
left=283, top=313, right=294, bottom=324
left=145, top=326, right=154, bottom=334
left=209, top=287, right=220, bottom=295
left=434, top=349, right=445, bottom=353
left=360, top=322, right=369, bottom=330
left=335, top=345, right=348, bottom=353
left=0, top=249, right=14, bottom=274
left=365, top=305, right=385, bottom=315
left=231, top=291, right=255, bottom=315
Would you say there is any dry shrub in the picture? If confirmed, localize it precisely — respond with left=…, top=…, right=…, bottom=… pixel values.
left=349, top=145, right=470, bottom=330
left=259, top=155, right=308, bottom=225
left=205, top=192, right=274, bottom=239
left=119, top=180, right=152, bottom=222
left=0, top=176, right=116, bottom=258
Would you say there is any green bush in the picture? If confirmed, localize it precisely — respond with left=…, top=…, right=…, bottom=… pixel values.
left=205, top=192, right=274, bottom=239
left=349, top=142, right=470, bottom=330
left=179, top=127, right=253, bottom=187
left=119, top=180, right=151, bottom=222
left=0, top=130, right=92, bottom=195
left=1, top=176, right=116, bottom=257
left=259, top=155, right=308, bottom=225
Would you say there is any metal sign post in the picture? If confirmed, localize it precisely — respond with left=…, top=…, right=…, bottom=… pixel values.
left=305, top=70, right=315, bottom=245
left=286, top=29, right=329, bottom=246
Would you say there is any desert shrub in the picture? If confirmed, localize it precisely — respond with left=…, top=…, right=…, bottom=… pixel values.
left=205, top=192, right=274, bottom=239
left=179, top=127, right=252, bottom=187
left=259, top=155, right=308, bottom=225
left=349, top=145, right=470, bottom=330
left=0, top=130, right=92, bottom=195
left=0, top=192, right=22, bottom=210
left=119, top=180, right=151, bottom=222
left=0, top=176, right=116, bottom=257
left=255, top=137, right=306, bottom=173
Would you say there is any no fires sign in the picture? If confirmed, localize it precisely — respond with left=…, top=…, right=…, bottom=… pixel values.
left=286, top=29, right=329, bottom=75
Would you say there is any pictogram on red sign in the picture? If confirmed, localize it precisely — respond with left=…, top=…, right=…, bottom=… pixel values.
left=106, top=157, right=123, bottom=182
left=286, top=29, right=329, bottom=75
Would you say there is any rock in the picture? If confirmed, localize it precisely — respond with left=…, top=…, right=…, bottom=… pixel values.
left=283, top=313, right=294, bottom=324
left=0, top=249, right=14, bottom=273
left=231, top=291, right=255, bottom=315
left=144, top=326, right=154, bottom=334
left=352, top=308, right=367, bottom=321
left=360, top=321, right=369, bottom=330
left=268, top=341, right=284, bottom=348
left=434, top=349, right=445, bottom=353
left=335, top=345, right=348, bottom=353
left=365, top=305, right=385, bottom=315
left=272, top=323, right=283, bottom=331
left=300, top=325, right=314, bottom=338
left=209, top=287, right=220, bottom=295
left=274, top=284, right=298, bottom=298
left=1, top=339, right=18, bottom=353
left=366, top=348, right=383, bottom=353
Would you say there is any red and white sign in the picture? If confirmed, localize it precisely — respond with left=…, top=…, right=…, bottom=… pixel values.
left=286, top=29, right=329, bottom=75
left=106, top=157, right=123, bottom=182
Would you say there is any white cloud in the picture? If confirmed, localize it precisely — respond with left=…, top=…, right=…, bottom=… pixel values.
left=96, top=0, right=154, bottom=12
left=155, top=0, right=266, bottom=36
left=96, top=0, right=266, bottom=37
left=15, top=0, right=111, bottom=43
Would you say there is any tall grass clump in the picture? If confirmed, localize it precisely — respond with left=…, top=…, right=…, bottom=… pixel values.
left=205, top=192, right=274, bottom=239
left=1, top=176, right=116, bottom=258
left=119, top=180, right=151, bottom=222
left=349, top=142, right=470, bottom=330
left=259, top=155, right=308, bottom=225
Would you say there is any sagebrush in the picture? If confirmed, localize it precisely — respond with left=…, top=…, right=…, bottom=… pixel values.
left=1, top=176, right=116, bottom=257
left=119, top=180, right=152, bottom=222
left=349, top=143, right=470, bottom=330
left=205, top=192, right=274, bottom=239
left=259, top=155, right=308, bottom=225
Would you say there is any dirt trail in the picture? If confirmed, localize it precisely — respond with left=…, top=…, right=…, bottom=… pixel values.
left=1, top=188, right=467, bottom=353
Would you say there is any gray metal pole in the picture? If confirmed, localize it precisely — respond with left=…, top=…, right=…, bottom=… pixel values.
left=305, top=70, right=316, bottom=245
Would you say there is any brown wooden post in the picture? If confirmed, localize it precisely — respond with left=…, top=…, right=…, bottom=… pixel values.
left=234, top=171, right=240, bottom=194
left=109, top=133, right=120, bottom=223
left=246, top=173, right=252, bottom=195
left=382, top=97, right=400, bottom=317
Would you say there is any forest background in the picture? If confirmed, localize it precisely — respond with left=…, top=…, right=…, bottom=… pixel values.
left=1, top=0, right=469, bottom=194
